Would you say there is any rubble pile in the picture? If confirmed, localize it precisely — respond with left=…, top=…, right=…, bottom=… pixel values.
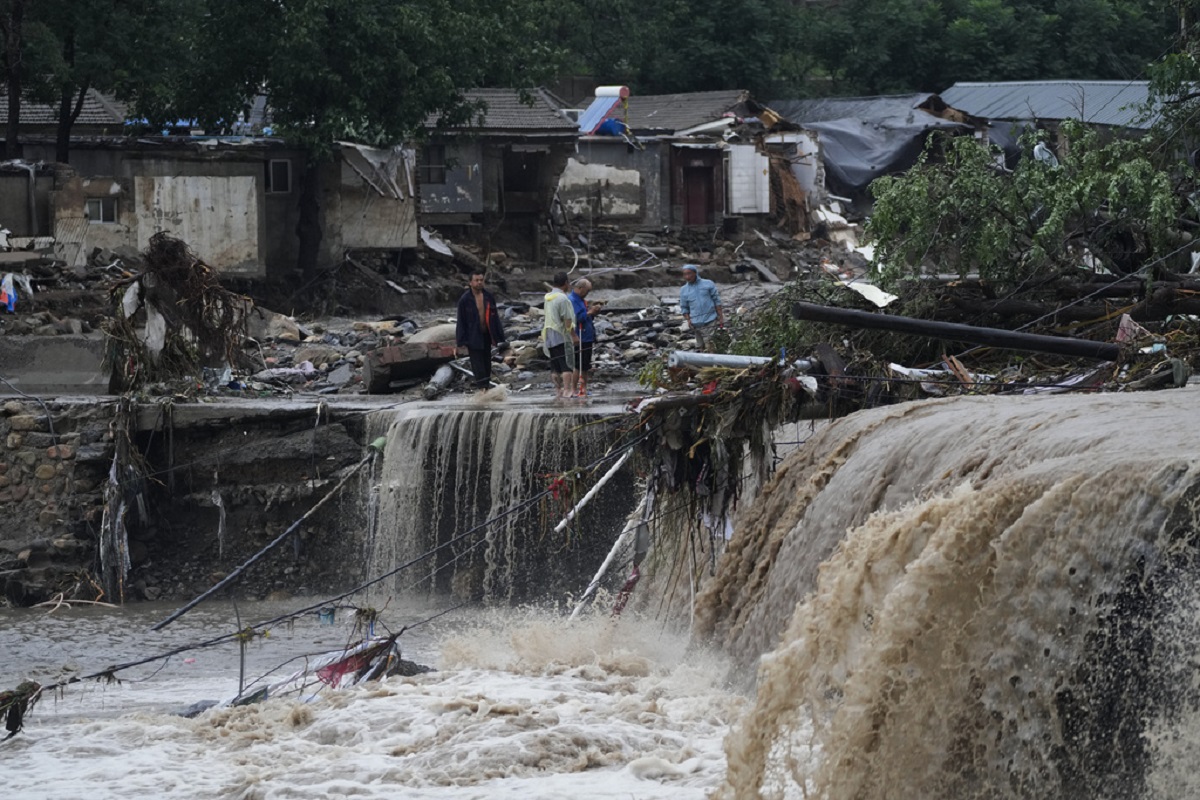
left=0, top=213, right=898, bottom=401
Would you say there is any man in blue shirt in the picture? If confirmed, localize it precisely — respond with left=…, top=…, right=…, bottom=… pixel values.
left=569, top=278, right=600, bottom=397
left=678, top=264, right=724, bottom=351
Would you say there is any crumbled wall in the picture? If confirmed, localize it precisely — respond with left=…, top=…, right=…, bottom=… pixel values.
left=0, top=398, right=375, bottom=608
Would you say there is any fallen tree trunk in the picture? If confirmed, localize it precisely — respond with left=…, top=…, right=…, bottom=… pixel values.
left=792, top=301, right=1121, bottom=361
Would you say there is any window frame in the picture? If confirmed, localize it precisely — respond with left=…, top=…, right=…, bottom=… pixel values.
left=266, top=159, right=292, bottom=194
left=85, top=197, right=117, bottom=224
left=418, top=144, right=447, bottom=185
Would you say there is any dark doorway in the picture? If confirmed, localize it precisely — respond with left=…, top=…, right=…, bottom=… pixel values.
left=683, top=166, right=713, bottom=226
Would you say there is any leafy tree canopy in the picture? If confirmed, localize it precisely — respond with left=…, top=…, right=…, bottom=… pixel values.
left=541, top=0, right=804, bottom=96
left=867, top=122, right=1184, bottom=289
left=793, top=0, right=1176, bottom=95
left=142, top=0, right=565, bottom=157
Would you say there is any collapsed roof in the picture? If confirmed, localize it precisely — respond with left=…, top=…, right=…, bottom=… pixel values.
left=771, top=93, right=972, bottom=198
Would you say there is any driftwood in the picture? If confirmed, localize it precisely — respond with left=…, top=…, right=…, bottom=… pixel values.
left=793, top=301, right=1121, bottom=361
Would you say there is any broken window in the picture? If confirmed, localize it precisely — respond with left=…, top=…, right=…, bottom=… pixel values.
left=267, top=159, right=292, bottom=193
left=419, top=144, right=446, bottom=185
left=85, top=197, right=117, bottom=223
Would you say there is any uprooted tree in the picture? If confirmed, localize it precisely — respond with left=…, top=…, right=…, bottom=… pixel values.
left=103, top=232, right=250, bottom=393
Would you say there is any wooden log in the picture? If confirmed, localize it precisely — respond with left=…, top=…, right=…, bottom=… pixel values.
left=792, top=301, right=1121, bottom=361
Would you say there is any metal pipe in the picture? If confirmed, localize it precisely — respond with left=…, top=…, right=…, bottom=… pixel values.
left=792, top=301, right=1121, bottom=361
left=667, top=351, right=813, bottom=371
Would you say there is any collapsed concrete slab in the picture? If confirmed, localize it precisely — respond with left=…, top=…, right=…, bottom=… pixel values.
left=362, top=341, right=458, bottom=393
left=0, top=335, right=109, bottom=395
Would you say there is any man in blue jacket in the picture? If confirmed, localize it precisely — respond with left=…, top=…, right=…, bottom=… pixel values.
left=678, top=264, right=724, bottom=351
left=455, top=271, right=506, bottom=389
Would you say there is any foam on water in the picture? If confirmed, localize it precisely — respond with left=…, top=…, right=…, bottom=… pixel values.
left=2, top=604, right=740, bottom=799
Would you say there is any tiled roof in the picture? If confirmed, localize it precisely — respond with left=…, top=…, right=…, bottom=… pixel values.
left=427, top=88, right=577, bottom=133
left=620, top=90, right=750, bottom=134
left=939, top=81, right=1155, bottom=129
left=0, top=89, right=127, bottom=127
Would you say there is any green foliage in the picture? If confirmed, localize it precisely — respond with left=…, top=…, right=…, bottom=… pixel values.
left=145, top=0, right=565, bottom=158
left=637, top=355, right=672, bottom=391
left=726, top=281, right=819, bottom=359
left=795, top=0, right=1175, bottom=95
left=867, top=123, right=1183, bottom=289
left=538, top=0, right=805, bottom=96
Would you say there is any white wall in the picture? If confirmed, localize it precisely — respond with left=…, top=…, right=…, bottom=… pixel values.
left=557, top=157, right=642, bottom=218
left=727, top=144, right=770, bottom=214
left=134, top=175, right=261, bottom=275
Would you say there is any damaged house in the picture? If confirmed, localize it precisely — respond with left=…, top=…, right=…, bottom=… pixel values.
left=0, top=93, right=418, bottom=279
left=769, top=93, right=976, bottom=210
left=938, top=80, right=1155, bottom=166
left=556, top=88, right=819, bottom=233
left=417, top=88, right=579, bottom=261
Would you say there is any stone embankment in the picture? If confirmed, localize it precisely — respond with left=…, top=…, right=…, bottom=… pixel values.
left=1, top=399, right=112, bottom=605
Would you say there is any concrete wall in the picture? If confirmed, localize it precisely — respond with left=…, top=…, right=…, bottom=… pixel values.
left=0, top=336, right=109, bottom=395
left=558, top=158, right=642, bottom=218
left=559, top=138, right=666, bottom=227
left=324, top=159, right=418, bottom=258
left=133, top=175, right=260, bottom=272
left=0, top=172, right=54, bottom=236
left=44, top=149, right=270, bottom=278
left=419, top=141, right=483, bottom=215
left=727, top=144, right=770, bottom=215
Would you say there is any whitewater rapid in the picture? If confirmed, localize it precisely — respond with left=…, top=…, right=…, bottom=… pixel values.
left=11, top=387, right=1200, bottom=800
left=1, top=601, right=741, bottom=799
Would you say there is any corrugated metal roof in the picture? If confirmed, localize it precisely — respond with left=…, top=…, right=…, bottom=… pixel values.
left=621, top=90, right=750, bottom=134
left=939, top=81, right=1154, bottom=129
left=426, top=88, right=577, bottom=133
left=770, top=94, right=938, bottom=125
left=0, top=88, right=126, bottom=127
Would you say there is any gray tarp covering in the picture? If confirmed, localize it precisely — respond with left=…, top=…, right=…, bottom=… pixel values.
left=771, top=94, right=971, bottom=198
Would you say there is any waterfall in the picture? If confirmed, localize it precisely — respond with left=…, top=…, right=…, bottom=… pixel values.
left=698, top=390, right=1200, bottom=799
left=364, top=405, right=638, bottom=607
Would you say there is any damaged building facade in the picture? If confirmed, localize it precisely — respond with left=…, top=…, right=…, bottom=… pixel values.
left=556, top=88, right=823, bottom=234
left=9, top=137, right=418, bottom=279
left=0, top=89, right=419, bottom=279
left=770, top=93, right=975, bottom=208
left=417, top=88, right=579, bottom=261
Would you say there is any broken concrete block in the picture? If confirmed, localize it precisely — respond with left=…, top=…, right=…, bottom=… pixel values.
left=363, top=342, right=458, bottom=393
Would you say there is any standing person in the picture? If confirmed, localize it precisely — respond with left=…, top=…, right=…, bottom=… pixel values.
left=678, top=264, right=724, bottom=351
left=541, top=271, right=578, bottom=399
left=455, top=270, right=506, bottom=390
left=569, top=278, right=601, bottom=397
